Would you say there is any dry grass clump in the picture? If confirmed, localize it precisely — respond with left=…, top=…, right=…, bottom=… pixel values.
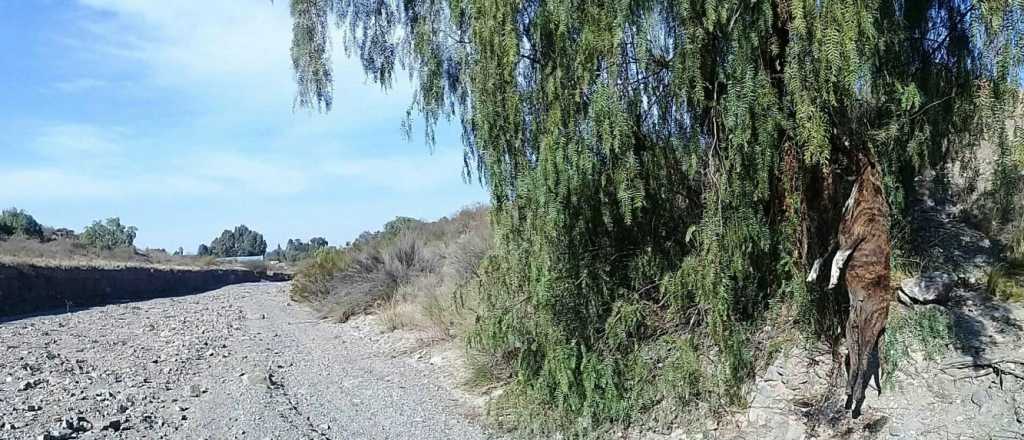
left=292, top=205, right=493, bottom=340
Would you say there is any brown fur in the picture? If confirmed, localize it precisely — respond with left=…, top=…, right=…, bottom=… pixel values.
left=837, top=159, right=892, bottom=418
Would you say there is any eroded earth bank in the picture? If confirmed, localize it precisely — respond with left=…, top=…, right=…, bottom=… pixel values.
left=0, top=282, right=492, bottom=439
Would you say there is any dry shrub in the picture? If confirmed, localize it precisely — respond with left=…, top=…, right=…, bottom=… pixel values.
left=291, top=205, right=493, bottom=336
left=291, top=248, right=350, bottom=302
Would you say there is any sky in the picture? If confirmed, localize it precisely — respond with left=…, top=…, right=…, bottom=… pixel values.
left=0, top=0, right=487, bottom=252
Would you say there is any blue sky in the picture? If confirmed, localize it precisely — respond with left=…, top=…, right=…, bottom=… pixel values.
left=0, top=1, right=486, bottom=252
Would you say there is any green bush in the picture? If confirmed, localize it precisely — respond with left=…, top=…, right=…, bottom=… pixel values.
left=266, top=237, right=329, bottom=262
left=883, top=306, right=953, bottom=388
left=0, top=208, right=44, bottom=240
left=291, top=247, right=351, bottom=303
left=80, top=218, right=137, bottom=251
left=202, top=225, right=267, bottom=257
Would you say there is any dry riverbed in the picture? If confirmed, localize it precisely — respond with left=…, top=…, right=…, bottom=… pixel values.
left=0, top=282, right=493, bottom=439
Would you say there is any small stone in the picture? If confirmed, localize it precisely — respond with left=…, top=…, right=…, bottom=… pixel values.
left=188, top=384, right=202, bottom=398
left=176, top=405, right=189, bottom=412
left=319, top=423, right=331, bottom=431
left=25, top=404, right=42, bottom=412
left=971, top=389, right=991, bottom=408
left=100, top=418, right=122, bottom=432
left=18, top=380, right=34, bottom=391
left=244, top=368, right=273, bottom=388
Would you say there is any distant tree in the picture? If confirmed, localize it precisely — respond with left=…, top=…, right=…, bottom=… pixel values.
left=197, top=244, right=211, bottom=256
left=266, top=244, right=285, bottom=261
left=80, top=218, right=137, bottom=251
left=173, top=247, right=185, bottom=257
left=309, top=237, right=328, bottom=249
left=0, top=208, right=44, bottom=240
left=206, top=225, right=267, bottom=257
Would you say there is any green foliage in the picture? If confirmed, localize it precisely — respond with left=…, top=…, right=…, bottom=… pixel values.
left=197, top=244, right=211, bottom=256
left=291, top=0, right=1024, bottom=434
left=80, top=218, right=138, bottom=251
left=291, top=247, right=351, bottom=302
left=986, top=261, right=1024, bottom=302
left=267, top=237, right=330, bottom=262
left=0, top=208, right=44, bottom=240
left=204, top=225, right=267, bottom=257
left=882, top=306, right=953, bottom=388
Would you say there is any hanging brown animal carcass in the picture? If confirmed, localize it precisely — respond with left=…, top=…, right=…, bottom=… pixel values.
left=827, top=155, right=892, bottom=419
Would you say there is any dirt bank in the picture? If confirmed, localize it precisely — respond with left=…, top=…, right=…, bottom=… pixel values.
left=0, top=262, right=288, bottom=318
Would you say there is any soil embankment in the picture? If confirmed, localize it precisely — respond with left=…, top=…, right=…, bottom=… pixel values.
left=0, top=262, right=289, bottom=318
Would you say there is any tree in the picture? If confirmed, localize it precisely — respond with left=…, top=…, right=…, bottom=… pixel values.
left=267, top=237, right=330, bottom=262
left=290, top=0, right=1024, bottom=431
left=197, top=244, right=211, bottom=257
left=173, top=247, right=185, bottom=257
left=0, top=208, right=44, bottom=240
left=205, top=225, right=268, bottom=257
left=80, top=218, right=138, bottom=251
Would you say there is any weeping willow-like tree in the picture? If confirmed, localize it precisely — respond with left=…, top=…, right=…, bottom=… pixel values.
left=290, top=0, right=1024, bottom=434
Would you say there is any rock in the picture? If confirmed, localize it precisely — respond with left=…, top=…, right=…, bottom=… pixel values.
left=99, top=418, right=122, bottom=432
left=244, top=368, right=274, bottom=388
left=18, top=380, right=35, bottom=391
left=37, top=430, right=73, bottom=440
left=188, top=384, right=202, bottom=398
left=899, top=272, right=954, bottom=305
left=94, top=389, right=114, bottom=401
left=62, top=415, right=92, bottom=432
left=970, top=389, right=991, bottom=408
left=25, top=404, right=43, bottom=412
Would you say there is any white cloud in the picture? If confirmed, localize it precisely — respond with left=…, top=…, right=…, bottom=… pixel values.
left=51, top=77, right=110, bottom=92
left=185, top=151, right=312, bottom=196
left=0, top=168, right=122, bottom=200
left=33, top=123, right=127, bottom=156
left=322, top=147, right=470, bottom=192
left=71, top=0, right=411, bottom=115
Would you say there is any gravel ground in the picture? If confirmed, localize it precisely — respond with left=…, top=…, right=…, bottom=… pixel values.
left=0, top=282, right=494, bottom=439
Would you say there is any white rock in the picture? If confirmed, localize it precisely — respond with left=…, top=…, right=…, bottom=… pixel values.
left=899, top=272, right=954, bottom=305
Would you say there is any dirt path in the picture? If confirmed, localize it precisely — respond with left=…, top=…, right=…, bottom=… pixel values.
left=0, top=282, right=493, bottom=439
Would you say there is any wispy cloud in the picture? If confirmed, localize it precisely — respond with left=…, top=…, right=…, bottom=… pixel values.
left=51, top=77, right=109, bottom=93
left=33, top=123, right=127, bottom=156
left=323, top=148, right=470, bottom=192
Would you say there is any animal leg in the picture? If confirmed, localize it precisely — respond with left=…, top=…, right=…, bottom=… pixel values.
left=829, top=238, right=864, bottom=289
left=872, top=328, right=885, bottom=396
left=829, top=248, right=853, bottom=289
